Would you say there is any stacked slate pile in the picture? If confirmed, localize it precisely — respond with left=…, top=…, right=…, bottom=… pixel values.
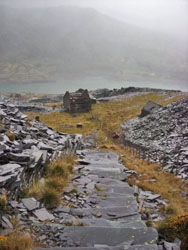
left=0, top=101, right=83, bottom=197
left=121, top=98, right=188, bottom=179
left=90, top=87, right=179, bottom=99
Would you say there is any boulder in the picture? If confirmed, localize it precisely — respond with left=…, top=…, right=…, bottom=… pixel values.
left=139, top=101, right=162, bottom=118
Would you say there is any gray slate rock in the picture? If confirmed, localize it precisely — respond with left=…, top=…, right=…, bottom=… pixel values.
left=22, top=198, right=40, bottom=211
left=33, top=208, right=55, bottom=221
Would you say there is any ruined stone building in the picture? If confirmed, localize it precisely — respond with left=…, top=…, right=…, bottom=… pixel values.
left=63, top=89, right=92, bottom=113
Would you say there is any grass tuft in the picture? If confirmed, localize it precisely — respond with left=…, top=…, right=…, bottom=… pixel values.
left=158, top=213, right=188, bottom=250
left=47, top=157, right=74, bottom=178
left=0, top=198, right=7, bottom=215
left=42, top=188, right=61, bottom=208
left=45, top=177, right=66, bottom=191
left=26, top=155, right=76, bottom=208
left=95, top=185, right=104, bottom=192
left=0, top=231, right=32, bottom=250
left=6, top=132, right=15, bottom=141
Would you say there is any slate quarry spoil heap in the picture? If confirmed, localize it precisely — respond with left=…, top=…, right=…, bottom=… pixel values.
left=90, top=87, right=180, bottom=99
left=121, top=97, right=188, bottom=179
left=0, top=101, right=83, bottom=197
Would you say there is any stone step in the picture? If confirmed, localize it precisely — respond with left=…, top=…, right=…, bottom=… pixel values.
left=79, top=165, right=124, bottom=172
left=77, top=167, right=126, bottom=180
left=94, top=184, right=134, bottom=195
left=95, top=177, right=128, bottom=186
left=42, top=226, right=158, bottom=247
left=92, top=196, right=137, bottom=208
left=70, top=206, right=138, bottom=220
left=75, top=175, right=127, bottom=186
left=36, top=244, right=159, bottom=250
left=97, top=192, right=136, bottom=199
left=79, top=151, right=120, bottom=162
left=61, top=218, right=146, bottom=229
left=78, top=162, right=124, bottom=170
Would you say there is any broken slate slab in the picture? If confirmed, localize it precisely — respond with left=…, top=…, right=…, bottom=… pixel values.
left=53, top=205, right=70, bottom=214
left=21, top=197, right=40, bottom=211
left=35, top=246, right=158, bottom=250
left=0, top=163, right=22, bottom=176
left=61, top=226, right=158, bottom=246
left=139, top=192, right=161, bottom=202
left=33, top=208, right=55, bottom=221
left=38, top=142, right=54, bottom=153
left=2, top=216, right=13, bottom=229
left=163, top=240, right=181, bottom=250
left=28, top=149, right=44, bottom=168
left=8, top=153, right=31, bottom=162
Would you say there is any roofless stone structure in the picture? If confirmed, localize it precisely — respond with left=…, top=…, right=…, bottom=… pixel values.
left=63, top=89, right=92, bottom=113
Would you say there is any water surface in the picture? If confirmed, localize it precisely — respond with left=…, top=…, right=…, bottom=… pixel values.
left=0, top=76, right=187, bottom=94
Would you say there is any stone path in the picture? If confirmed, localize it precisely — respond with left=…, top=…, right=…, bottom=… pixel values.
left=35, top=150, right=158, bottom=250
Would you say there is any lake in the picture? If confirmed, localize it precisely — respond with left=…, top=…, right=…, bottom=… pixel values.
left=0, top=76, right=187, bottom=94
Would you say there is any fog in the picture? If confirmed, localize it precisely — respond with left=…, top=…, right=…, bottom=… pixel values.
left=0, top=0, right=187, bottom=91
left=65, top=0, right=188, bottom=41
left=1, top=0, right=187, bottom=41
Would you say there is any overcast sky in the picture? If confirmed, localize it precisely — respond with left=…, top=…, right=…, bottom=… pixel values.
left=1, top=0, right=187, bottom=40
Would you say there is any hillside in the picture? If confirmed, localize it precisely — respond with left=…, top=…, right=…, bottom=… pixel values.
left=0, top=6, right=187, bottom=83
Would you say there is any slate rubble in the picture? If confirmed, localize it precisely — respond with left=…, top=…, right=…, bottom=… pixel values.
left=90, top=87, right=180, bottom=99
left=3, top=87, right=181, bottom=109
left=121, top=98, right=188, bottom=179
left=0, top=101, right=83, bottom=196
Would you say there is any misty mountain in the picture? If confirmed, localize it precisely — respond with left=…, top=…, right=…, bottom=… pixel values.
left=0, top=6, right=187, bottom=83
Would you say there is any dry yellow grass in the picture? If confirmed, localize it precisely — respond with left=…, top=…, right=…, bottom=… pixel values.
left=26, top=92, right=188, bottom=139
left=45, top=102, right=63, bottom=108
left=6, top=132, right=15, bottom=141
left=158, top=213, right=188, bottom=250
left=0, top=232, right=32, bottom=250
left=28, top=155, right=76, bottom=208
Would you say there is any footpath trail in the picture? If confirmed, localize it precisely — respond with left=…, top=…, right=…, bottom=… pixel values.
left=36, top=150, right=158, bottom=250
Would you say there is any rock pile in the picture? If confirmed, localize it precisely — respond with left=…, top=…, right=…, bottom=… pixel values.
left=16, top=103, right=53, bottom=113
left=90, top=87, right=179, bottom=99
left=0, top=101, right=83, bottom=197
left=1, top=197, right=56, bottom=231
left=121, top=97, right=188, bottom=179
left=1, top=94, right=54, bottom=113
